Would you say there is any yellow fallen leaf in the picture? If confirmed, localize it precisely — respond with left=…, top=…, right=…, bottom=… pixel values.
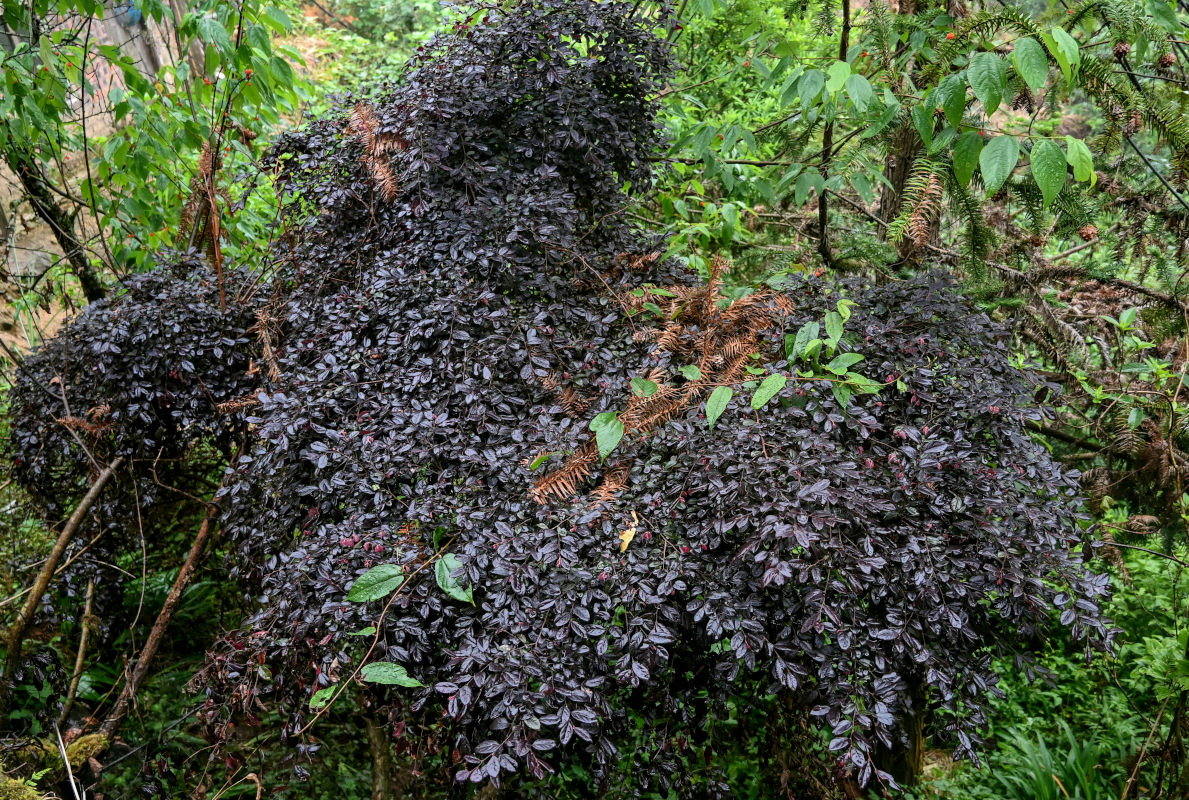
left=618, top=510, right=639, bottom=553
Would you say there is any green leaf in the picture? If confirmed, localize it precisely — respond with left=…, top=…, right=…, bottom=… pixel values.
left=953, top=130, right=984, bottom=188
left=590, top=411, right=618, bottom=431
left=1013, top=36, right=1049, bottom=91
left=826, top=60, right=851, bottom=94
left=824, top=311, right=844, bottom=349
left=361, top=662, right=424, bottom=687
left=310, top=686, right=337, bottom=709
left=680, top=364, right=703, bottom=381
left=347, top=564, right=405, bottom=603
left=435, top=553, right=473, bottom=604
left=911, top=105, right=934, bottom=150
left=968, top=52, right=1007, bottom=115
left=1064, top=136, right=1095, bottom=186
left=798, top=69, right=825, bottom=109
left=706, top=385, right=733, bottom=430
left=630, top=377, right=659, bottom=397
left=261, top=5, right=292, bottom=33
left=794, top=169, right=824, bottom=205
left=1042, top=27, right=1080, bottom=84
left=826, top=352, right=865, bottom=374
left=832, top=382, right=853, bottom=409
left=836, top=298, right=856, bottom=322
left=751, top=374, right=788, bottom=409
left=802, top=339, right=823, bottom=362
left=935, top=73, right=967, bottom=129
left=979, top=135, right=1019, bottom=197
left=348, top=627, right=377, bottom=636
left=1030, top=139, right=1067, bottom=207
left=195, top=14, right=233, bottom=55
left=845, top=73, right=873, bottom=112
left=792, top=321, right=820, bottom=359
left=528, top=452, right=554, bottom=470
left=591, top=414, right=624, bottom=461
left=642, top=302, right=665, bottom=317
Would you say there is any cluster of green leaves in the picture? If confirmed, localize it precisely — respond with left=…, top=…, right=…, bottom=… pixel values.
left=0, top=0, right=306, bottom=284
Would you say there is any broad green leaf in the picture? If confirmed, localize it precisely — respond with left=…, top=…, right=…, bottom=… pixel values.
left=590, top=411, right=618, bottom=431
left=347, top=564, right=405, bottom=603
left=310, top=686, right=336, bottom=709
left=680, top=364, right=703, bottom=381
left=826, top=60, right=852, bottom=94
left=361, top=662, right=424, bottom=687
left=802, top=339, right=823, bottom=362
left=630, top=377, right=659, bottom=397
left=979, top=135, right=1019, bottom=197
left=593, top=415, right=624, bottom=461
left=826, top=353, right=865, bottom=374
left=911, top=105, right=933, bottom=149
left=845, top=74, right=873, bottom=112
left=195, top=15, right=233, bottom=55
left=1064, top=136, right=1095, bottom=186
left=706, top=385, right=733, bottom=430
left=348, top=627, right=377, bottom=636
left=798, top=69, right=825, bottom=109
left=751, top=374, right=788, bottom=409
left=836, top=299, right=856, bottom=322
left=261, top=6, right=293, bottom=33
left=1042, top=27, right=1080, bottom=84
left=780, top=65, right=806, bottom=105
left=832, top=382, right=853, bottom=409
left=1030, top=139, right=1067, bottom=207
left=793, top=321, right=820, bottom=359
left=824, top=311, right=844, bottom=349
left=435, top=553, right=473, bottom=604
left=794, top=169, right=824, bottom=205
left=936, top=73, right=967, bottom=128
left=968, top=52, right=1007, bottom=115
left=1013, top=36, right=1049, bottom=90
left=953, top=130, right=984, bottom=188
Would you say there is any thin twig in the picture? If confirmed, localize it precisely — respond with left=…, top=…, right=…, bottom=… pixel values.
left=57, top=579, right=95, bottom=727
left=2, top=455, right=125, bottom=706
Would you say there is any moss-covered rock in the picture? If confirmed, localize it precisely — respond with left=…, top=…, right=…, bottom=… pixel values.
left=0, top=776, right=44, bottom=800
left=61, top=733, right=106, bottom=770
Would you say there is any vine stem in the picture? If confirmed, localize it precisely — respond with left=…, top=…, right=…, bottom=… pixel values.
left=294, top=537, right=456, bottom=738
left=101, top=502, right=220, bottom=737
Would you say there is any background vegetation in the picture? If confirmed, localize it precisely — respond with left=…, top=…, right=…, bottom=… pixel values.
left=0, top=0, right=1187, bottom=798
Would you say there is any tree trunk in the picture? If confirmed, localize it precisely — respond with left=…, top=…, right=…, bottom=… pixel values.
left=3, top=147, right=105, bottom=303
left=366, top=715, right=396, bottom=800
left=875, top=678, right=927, bottom=788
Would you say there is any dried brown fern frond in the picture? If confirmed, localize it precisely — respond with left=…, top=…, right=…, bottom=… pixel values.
left=86, top=403, right=112, bottom=422
left=616, top=252, right=662, bottom=272
left=250, top=309, right=283, bottom=383
left=557, top=386, right=592, bottom=418
left=531, top=443, right=597, bottom=502
left=590, top=465, right=630, bottom=505
left=55, top=416, right=114, bottom=436
left=216, top=395, right=262, bottom=415
left=344, top=102, right=405, bottom=202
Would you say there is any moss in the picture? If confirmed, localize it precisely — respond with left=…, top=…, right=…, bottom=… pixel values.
left=0, top=777, right=43, bottom=800
left=61, top=733, right=107, bottom=769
